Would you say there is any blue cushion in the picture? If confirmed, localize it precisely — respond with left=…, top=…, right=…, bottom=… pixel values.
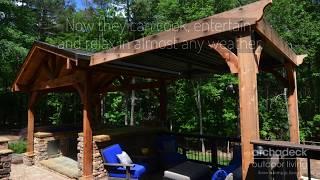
left=102, top=144, right=123, bottom=164
left=212, top=169, right=228, bottom=180
left=108, top=164, right=146, bottom=179
left=212, top=146, right=242, bottom=180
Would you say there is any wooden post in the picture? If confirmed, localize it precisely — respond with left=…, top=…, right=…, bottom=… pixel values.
left=27, top=92, right=39, bottom=154
left=80, top=76, right=93, bottom=179
left=286, top=63, right=301, bottom=180
left=159, top=80, right=168, bottom=128
left=236, top=32, right=260, bottom=180
left=286, top=63, right=300, bottom=143
left=27, top=107, right=35, bottom=154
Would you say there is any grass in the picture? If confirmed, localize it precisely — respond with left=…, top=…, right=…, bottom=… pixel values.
left=8, top=140, right=27, bottom=154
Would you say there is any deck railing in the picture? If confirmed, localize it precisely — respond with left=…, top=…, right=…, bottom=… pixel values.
left=167, top=132, right=241, bottom=167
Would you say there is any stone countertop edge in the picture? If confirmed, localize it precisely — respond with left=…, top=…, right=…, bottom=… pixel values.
left=0, top=149, right=13, bottom=155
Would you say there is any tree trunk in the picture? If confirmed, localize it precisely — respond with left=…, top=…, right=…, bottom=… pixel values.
left=130, top=78, right=136, bottom=126
left=101, top=96, right=104, bottom=124
left=193, top=80, right=205, bottom=153
left=124, top=92, right=129, bottom=126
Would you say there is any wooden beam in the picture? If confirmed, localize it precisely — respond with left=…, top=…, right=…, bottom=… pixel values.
left=236, top=32, right=259, bottom=180
left=12, top=46, right=38, bottom=91
left=159, top=80, right=168, bottom=126
left=91, top=0, right=272, bottom=66
left=255, top=18, right=298, bottom=65
left=208, top=43, right=239, bottom=73
left=31, top=71, right=85, bottom=91
left=286, top=63, right=300, bottom=143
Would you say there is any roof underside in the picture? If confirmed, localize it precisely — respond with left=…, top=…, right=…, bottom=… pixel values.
left=12, top=0, right=302, bottom=92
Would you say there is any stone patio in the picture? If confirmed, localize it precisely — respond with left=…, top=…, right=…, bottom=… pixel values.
left=10, top=164, right=71, bottom=180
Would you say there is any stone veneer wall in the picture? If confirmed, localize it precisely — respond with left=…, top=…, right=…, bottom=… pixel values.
left=23, top=153, right=34, bottom=166
left=0, top=138, right=13, bottom=180
left=77, top=134, right=109, bottom=179
left=0, top=150, right=13, bottom=180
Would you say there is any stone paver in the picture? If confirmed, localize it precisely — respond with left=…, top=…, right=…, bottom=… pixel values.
left=10, top=164, right=71, bottom=180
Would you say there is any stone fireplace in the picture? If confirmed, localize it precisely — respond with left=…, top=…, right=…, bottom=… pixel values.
left=23, top=131, right=78, bottom=166
left=33, top=132, right=61, bottom=164
left=47, top=139, right=60, bottom=157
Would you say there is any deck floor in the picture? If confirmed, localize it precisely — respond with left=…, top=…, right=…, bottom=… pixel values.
left=10, top=164, right=71, bottom=180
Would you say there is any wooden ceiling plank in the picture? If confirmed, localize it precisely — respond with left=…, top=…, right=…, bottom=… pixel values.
left=107, top=81, right=161, bottom=92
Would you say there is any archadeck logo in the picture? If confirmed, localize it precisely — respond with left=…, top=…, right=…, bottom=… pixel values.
left=254, top=148, right=307, bottom=157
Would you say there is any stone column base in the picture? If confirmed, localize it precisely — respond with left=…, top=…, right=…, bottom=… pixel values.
left=78, top=134, right=109, bottom=179
left=23, top=152, right=34, bottom=166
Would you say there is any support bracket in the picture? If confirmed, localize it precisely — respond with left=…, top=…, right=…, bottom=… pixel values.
left=208, top=43, right=239, bottom=74
left=296, top=54, right=308, bottom=66
left=254, top=43, right=263, bottom=73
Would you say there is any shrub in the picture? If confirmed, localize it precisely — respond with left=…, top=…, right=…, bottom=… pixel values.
left=8, top=140, right=27, bottom=154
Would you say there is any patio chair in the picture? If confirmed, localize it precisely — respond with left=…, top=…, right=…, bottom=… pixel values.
left=211, top=145, right=242, bottom=180
left=155, top=134, right=187, bottom=169
left=101, top=144, right=146, bottom=180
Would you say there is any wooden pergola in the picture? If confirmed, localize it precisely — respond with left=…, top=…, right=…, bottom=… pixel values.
left=12, top=0, right=306, bottom=179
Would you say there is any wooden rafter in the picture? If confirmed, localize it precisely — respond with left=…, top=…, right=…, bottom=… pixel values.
left=31, top=71, right=85, bottom=91
left=91, top=0, right=272, bottom=66
left=208, top=43, right=239, bottom=73
left=108, top=81, right=161, bottom=92
left=255, top=18, right=298, bottom=65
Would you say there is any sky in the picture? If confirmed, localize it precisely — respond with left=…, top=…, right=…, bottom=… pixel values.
left=73, top=0, right=126, bottom=16
left=74, top=0, right=89, bottom=10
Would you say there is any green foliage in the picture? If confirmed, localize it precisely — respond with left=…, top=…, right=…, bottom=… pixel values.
left=8, top=140, right=27, bottom=154
left=105, top=93, right=126, bottom=125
